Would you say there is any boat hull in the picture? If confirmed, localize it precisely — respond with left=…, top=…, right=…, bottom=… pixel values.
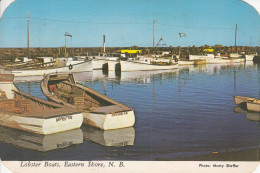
left=0, top=112, right=83, bottom=135
left=83, top=110, right=135, bottom=130
left=11, top=61, right=93, bottom=77
left=120, top=60, right=178, bottom=72
left=108, top=60, right=119, bottom=71
left=245, top=55, right=255, bottom=61
left=189, top=54, right=215, bottom=60
left=92, top=59, right=108, bottom=70
left=246, top=102, right=260, bottom=112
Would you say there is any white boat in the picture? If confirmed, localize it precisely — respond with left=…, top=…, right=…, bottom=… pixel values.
left=189, top=53, right=215, bottom=60
left=0, top=126, right=83, bottom=152
left=117, top=56, right=178, bottom=72
left=245, top=52, right=257, bottom=61
left=10, top=60, right=93, bottom=77
left=41, top=73, right=135, bottom=130
left=0, top=73, right=83, bottom=135
left=87, top=53, right=121, bottom=70
left=82, top=126, right=135, bottom=147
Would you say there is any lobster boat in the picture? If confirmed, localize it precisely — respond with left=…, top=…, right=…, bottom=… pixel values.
left=3, top=57, right=93, bottom=77
left=0, top=73, right=83, bottom=135
left=41, top=73, right=135, bottom=130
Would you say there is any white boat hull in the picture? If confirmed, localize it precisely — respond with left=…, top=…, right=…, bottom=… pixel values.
left=246, top=102, right=260, bottom=112
left=0, top=112, right=83, bottom=135
left=11, top=61, right=93, bottom=77
left=230, top=53, right=242, bottom=58
left=189, top=54, right=215, bottom=60
left=120, top=61, right=178, bottom=72
left=92, top=59, right=108, bottom=70
left=245, top=55, right=255, bottom=61
left=83, top=110, right=135, bottom=130
left=108, top=60, right=119, bottom=71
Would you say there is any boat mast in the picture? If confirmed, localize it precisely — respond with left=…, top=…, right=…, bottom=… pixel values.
left=235, top=24, right=237, bottom=52
left=27, top=12, right=30, bottom=58
left=153, top=18, right=156, bottom=48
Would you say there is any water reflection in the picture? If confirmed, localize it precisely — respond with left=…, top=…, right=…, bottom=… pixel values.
left=0, top=126, right=83, bottom=152
left=9, top=62, right=260, bottom=160
left=82, top=125, right=135, bottom=147
left=234, top=105, right=260, bottom=122
left=247, top=112, right=260, bottom=122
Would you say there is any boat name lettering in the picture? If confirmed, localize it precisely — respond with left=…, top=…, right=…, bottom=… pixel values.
left=56, top=115, right=73, bottom=122
left=112, top=112, right=127, bottom=116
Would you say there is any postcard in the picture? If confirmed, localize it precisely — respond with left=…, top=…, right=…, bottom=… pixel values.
left=0, top=0, right=259, bottom=172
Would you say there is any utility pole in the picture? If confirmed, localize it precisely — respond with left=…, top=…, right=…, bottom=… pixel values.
left=153, top=18, right=156, bottom=48
left=27, top=12, right=30, bottom=58
left=64, top=32, right=72, bottom=57
left=179, top=33, right=186, bottom=59
left=250, top=36, right=252, bottom=47
left=235, top=24, right=237, bottom=52
left=103, top=35, right=106, bottom=53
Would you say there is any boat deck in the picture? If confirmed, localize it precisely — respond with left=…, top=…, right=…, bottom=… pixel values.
left=91, top=105, right=131, bottom=114
left=0, top=90, right=81, bottom=118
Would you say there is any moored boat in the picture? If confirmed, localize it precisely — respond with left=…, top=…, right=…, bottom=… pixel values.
left=0, top=73, right=83, bottom=135
left=5, top=59, right=93, bottom=77
left=41, top=73, right=135, bottom=130
left=119, top=57, right=178, bottom=72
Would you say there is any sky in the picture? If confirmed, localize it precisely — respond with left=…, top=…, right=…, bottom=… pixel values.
left=0, top=0, right=259, bottom=48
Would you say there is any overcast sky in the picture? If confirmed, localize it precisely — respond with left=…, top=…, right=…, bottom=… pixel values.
left=0, top=0, right=259, bottom=48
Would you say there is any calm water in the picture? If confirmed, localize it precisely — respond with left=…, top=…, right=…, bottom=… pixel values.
left=0, top=63, right=259, bottom=161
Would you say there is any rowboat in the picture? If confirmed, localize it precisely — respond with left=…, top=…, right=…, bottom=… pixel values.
left=234, top=96, right=256, bottom=105
left=0, top=126, right=83, bottom=152
left=41, top=73, right=135, bottom=130
left=82, top=125, right=135, bottom=146
left=0, top=73, right=83, bottom=135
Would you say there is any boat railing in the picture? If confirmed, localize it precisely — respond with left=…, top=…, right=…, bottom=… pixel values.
left=12, top=90, right=63, bottom=108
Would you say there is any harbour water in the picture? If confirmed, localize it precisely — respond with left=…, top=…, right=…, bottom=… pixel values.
left=0, top=63, right=259, bottom=161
